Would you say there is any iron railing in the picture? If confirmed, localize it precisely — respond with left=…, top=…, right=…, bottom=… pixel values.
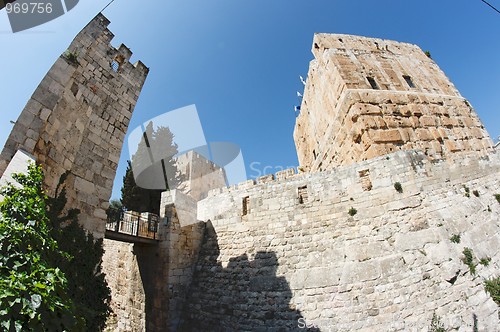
left=106, top=211, right=159, bottom=240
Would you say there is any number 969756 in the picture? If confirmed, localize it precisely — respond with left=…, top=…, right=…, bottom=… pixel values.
left=6, top=2, right=53, bottom=14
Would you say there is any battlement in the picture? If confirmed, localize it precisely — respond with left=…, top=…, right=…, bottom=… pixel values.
left=199, top=149, right=500, bottom=225
left=68, top=13, right=149, bottom=84
left=0, top=14, right=148, bottom=237
left=187, top=148, right=500, bottom=331
left=294, top=34, right=493, bottom=172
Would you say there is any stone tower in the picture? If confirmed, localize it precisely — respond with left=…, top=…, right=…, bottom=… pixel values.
left=0, top=14, right=148, bottom=237
left=294, top=34, right=494, bottom=172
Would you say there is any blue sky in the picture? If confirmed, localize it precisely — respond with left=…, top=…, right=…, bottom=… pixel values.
left=1, top=0, right=499, bottom=200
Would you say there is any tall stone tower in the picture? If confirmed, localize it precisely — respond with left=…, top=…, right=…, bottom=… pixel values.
left=294, top=34, right=493, bottom=172
left=0, top=14, right=148, bottom=237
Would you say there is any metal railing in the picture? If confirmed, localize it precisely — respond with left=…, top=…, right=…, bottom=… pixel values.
left=106, top=210, right=159, bottom=240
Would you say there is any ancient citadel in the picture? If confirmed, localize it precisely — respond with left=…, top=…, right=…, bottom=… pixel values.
left=1, top=14, right=499, bottom=332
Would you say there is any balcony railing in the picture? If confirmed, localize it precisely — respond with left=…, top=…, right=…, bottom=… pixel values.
left=106, top=210, right=159, bottom=240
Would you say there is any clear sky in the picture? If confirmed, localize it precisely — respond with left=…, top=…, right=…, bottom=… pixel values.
left=1, top=0, right=499, bottom=200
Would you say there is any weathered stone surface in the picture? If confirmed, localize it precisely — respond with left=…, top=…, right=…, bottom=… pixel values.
left=294, top=34, right=494, bottom=172
left=0, top=14, right=149, bottom=238
left=103, top=193, right=206, bottom=332
left=184, top=150, right=500, bottom=331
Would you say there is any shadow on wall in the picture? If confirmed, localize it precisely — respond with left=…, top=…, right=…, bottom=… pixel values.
left=179, top=221, right=319, bottom=332
left=134, top=243, right=163, bottom=332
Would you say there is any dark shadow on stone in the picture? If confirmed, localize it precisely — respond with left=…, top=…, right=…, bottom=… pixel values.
left=178, top=221, right=320, bottom=332
left=135, top=243, right=164, bottom=331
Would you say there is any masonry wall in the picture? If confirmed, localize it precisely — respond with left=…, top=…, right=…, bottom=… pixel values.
left=102, top=240, right=147, bottom=331
left=181, top=150, right=500, bottom=331
left=0, top=14, right=148, bottom=237
left=294, top=34, right=493, bottom=172
left=175, top=151, right=227, bottom=201
left=102, top=190, right=206, bottom=332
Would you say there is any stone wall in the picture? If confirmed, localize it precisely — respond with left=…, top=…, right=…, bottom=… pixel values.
left=103, top=190, right=206, bottom=332
left=0, top=14, right=148, bottom=237
left=181, top=149, right=500, bottom=331
left=102, top=241, right=147, bottom=331
left=294, top=34, right=493, bottom=172
left=175, top=151, right=227, bottom=201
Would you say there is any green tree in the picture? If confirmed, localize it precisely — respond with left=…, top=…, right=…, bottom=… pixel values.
left=0, top=164, right=81, bottom=331
left=0, top=164, right=111, bottom=331
left=106, top=199, right=124, bottom=224
left=121, top=123, right=181, bottom=215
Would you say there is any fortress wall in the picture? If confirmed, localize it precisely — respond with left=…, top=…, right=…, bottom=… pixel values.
left=175, top=151, right=227, bottom=201
left=103, top=191, right=206, bottom=332
left=182, top=150, right=500, bottom=331
left=102, top=240, right=147, bottom=331
left=294, top=34, right=493, bottom=173
left=0, top=14, right=148, bottom=237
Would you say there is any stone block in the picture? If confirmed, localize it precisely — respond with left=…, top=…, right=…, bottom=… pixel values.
left=74, top=176, right=95, bottom=194
left=371, top=129, right=404, bottom=144
left=257, top=174, right=274, bottom=184
left=276, top=168, right=296, bottom=180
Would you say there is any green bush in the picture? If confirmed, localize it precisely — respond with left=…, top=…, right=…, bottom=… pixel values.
left=0, top=164, right=81, bottom=331
left=348, top=207, right=357, bottom=216
left=394, top=182, right=403, bottom=193
left=462, top=247, right=476, bottom=275
left=429, top=313, right=445, bottom=332
left=0, top=164, right=111, bottom=331
left=484, top=277, right=500, bottom=307
left=463, top=185, right=470, bottom=198
left=479, top=257, right=491, bottom=267
left=63, top=49, right=78, bottom=63
left=450, top=234, right=461, bottom=244
left=495, top=194, right=500, bottom=204
left=472, top=190, right=480, bottom=197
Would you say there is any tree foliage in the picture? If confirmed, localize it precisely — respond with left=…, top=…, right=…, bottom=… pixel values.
left=0, top=164, right=80, bottom=331
left=106, top=199, right=123, bottom=224
left=0, top=164, right=111, bottom=331
left=484, top=277, right=500, bottom=308
left=121, top=122, right=181, bottom=215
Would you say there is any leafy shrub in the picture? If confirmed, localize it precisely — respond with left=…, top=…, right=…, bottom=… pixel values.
left=429, top=313, right=445, bottom=332
left=462, top=247, right=476, bottom=275
left=484, top=277, right=500, bottom=307
left=348, top=207, right=357, bottom=216
left=0, top=164, right=81, bottom=331
left=472, top=190, right=480, bottom=197
left=394, top=182, right=403, bottom=193
left=0, top=165, right=111, bottom=331
left=106, top=199, right=124, bottom=224
left=450, top=234, right=461, bottom=244
left=479, top=257, right=491, bottom=267
left=63, top=50, right=78, bottom=63
left=463, top=185, right=470, bottom=198
left=495, top=194, right=500, bottom=204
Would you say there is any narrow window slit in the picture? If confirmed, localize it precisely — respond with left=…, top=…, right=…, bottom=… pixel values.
left=242, top=196, right=250, bottom=216
left=367, top=77, right=379, bottom=90
left=403, top=75, right=416, bottom=88
left=298, top=186, right=308, bottom=204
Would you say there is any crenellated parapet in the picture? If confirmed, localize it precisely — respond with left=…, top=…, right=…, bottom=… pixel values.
left=0, top=13, right=148, bottom=237
left=199, top=150, right=500, bottom=227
